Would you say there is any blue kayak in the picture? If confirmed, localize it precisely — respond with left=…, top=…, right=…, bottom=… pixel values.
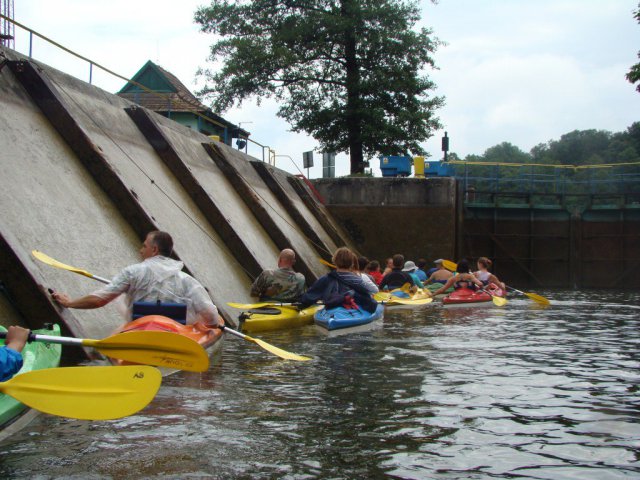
left=314, top=304, right=384, bottom=331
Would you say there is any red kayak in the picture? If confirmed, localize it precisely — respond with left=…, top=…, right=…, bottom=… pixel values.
left=442, top=284, right=504, bottom=307
left=111, top=315, right=224, bottom=374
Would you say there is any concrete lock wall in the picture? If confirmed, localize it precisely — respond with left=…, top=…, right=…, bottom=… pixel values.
left=311, top=177, right=459, bottom=265
left=0, top=47, right=350, bottom=359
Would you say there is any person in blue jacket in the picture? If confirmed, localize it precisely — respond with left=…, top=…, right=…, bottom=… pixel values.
left=298, top=247, right=378, bottom=313
left=0, top=326, right=30, bottom=382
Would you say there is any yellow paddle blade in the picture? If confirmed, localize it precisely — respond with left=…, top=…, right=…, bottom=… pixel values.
left=246, top=335, right=312, bottom=361
left=221, top=326, right=311, bottom=362
left=492, top=295, right=508, bottom=307
left=85, top=331, right=210, bottom=372
left=0, top=366, right=161, bottom=420
left=442, top=260, right=457, bottom=272
left=318, top=258, right=336, bottom=269
left=32, top=250, right=93, bottom=278
left=525, top=292, right=550, bottom=305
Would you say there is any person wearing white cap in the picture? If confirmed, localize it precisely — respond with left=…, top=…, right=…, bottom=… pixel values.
left=425, top=259, right=453, bottom=285
left=402, top=261, right=425, bottom=288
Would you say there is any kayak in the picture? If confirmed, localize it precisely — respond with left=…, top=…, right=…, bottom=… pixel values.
left=442, top=284, right=505, bottom=307
left=425, top=283, right=454, bottom=296
left=381, top=289, right=433, bottom=308
left=112, top=315, right=223, bottom=374
left=314, top=304, right=384, bottom=331
left=239, top=305, right=321, bottom=333
left=0, top=324, right=62, bottom=431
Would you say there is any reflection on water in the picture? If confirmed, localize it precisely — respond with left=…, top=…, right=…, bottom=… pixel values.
left=1, top=291, right=639, bottom=479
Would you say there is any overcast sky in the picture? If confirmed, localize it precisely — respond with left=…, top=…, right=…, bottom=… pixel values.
left=8, top=0, right=640, bottom=177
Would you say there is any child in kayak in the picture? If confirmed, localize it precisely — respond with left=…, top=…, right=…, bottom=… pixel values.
left=0, top=326, right=29, bottom=382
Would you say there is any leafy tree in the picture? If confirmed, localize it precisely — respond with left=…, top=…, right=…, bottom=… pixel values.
left=194, top=0, right=444, bottom=174
left=542, top=129, right=612, bottom=166
left=481, top=142, right=531, bottom=164
left=627, top=3, right=640, bottom=92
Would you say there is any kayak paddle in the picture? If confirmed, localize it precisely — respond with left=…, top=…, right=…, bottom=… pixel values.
left=0, top=330, right=209, bottom=372
left=33, top=251, right=309, bottom=363
left=0, top=365, right=161, bottom=420
left=32, top=250, right=110, bottom=284
left=319, top=258, right=336, bottom=269
left=217, top=325, right=311, bottom=362
left=506, top=286, right=550, bottom=305
left=227, top=301, right=300, bottom=309
left=479, top=287, right=507, bottom=307
left=442, top=259, right=458, bottom=272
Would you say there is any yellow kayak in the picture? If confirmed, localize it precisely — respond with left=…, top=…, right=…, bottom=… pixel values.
left=238, top=305, right=322, bottom=333
left=374, top=290, right=433, bottom=308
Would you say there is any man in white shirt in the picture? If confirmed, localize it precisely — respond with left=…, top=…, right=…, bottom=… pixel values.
left=52, top=231, right=221, bottom=326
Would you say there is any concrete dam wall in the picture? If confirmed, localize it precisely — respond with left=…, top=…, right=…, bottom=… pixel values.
left=0, top=47, right=352, bottom=358
left=312, top=177, right=460, bottom=266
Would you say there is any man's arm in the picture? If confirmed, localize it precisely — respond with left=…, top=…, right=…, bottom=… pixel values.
left=250, top=272, right=267, bottom=298
left=51, top=292, right=111, bottom=309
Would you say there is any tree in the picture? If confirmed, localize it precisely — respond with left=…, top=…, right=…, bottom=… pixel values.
left=543, top=129, right=612, bottom=166
left=481, top=142, right=531, bottom=164
left=194, top=0, right=444, bottom=174
left=627, top=3, right=640, bottom=92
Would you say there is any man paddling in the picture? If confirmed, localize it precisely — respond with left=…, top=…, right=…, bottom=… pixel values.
left=250, top=249, right=305, bottom=302
left=51, top=231, right=221, bottom=326
left=0, top=326, right=29, bottom=381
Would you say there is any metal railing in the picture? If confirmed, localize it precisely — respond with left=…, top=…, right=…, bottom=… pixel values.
left=0, top=13, right=276, bottom=165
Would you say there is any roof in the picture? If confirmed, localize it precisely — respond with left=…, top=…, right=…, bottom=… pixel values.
left=117, top=60, right=249, bottom=137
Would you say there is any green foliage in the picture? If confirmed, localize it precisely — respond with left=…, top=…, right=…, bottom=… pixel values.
left=194, top=0, right=443, bottom=174
left=627, top=3, right=640, bottom=92
left=449, top=124, right=640, bottom=206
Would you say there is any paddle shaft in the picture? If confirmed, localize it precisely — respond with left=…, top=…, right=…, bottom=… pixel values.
left=506, top=286, right=550, bottom=305
left=0, top=331, right=82, bottom=346
left=219, top=324, right=249, bottom=341
left=216, top=325, right=311, bottom=361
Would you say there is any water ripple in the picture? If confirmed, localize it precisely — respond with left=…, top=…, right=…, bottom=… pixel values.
left=0, top=290, right=639, bottom=479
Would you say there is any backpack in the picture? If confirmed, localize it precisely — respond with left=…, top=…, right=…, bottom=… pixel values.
left=324, top=289, right=358, bottom=310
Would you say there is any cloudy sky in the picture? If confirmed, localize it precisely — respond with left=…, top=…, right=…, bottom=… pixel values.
left=8, top=0, right=640, bottom=177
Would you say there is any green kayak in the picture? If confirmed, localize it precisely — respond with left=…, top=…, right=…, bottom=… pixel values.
left=0, top=324, right=62, bottom=428
left=425, top=283, right=454, bottom=295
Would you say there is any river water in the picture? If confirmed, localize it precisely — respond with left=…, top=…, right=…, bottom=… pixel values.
left=1, top=290, right=639, bottom=479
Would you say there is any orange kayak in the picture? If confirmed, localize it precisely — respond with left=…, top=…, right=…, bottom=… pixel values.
left=112, top=315, right=224, bottom=373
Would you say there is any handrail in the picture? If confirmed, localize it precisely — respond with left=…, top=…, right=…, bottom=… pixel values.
left=0, top=13, right=275, bottom=162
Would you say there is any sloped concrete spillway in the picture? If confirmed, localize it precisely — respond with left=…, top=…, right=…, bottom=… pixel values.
left=0, top=46, right=352, bottom=358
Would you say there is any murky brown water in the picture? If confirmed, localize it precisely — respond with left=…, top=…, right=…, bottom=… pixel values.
left=1, top=290, right=639, bottom=479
